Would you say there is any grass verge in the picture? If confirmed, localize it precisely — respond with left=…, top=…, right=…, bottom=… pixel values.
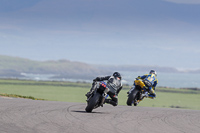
left=0, top=79, right=200, bottom=110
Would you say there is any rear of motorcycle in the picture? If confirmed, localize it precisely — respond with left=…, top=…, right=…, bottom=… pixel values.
left=126, top=79, right=148, bottom=106
left=85, top=81, right=109, bottom=112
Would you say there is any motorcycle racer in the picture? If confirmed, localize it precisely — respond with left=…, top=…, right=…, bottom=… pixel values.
left=85, top=72, right=123, bottom=106
left=136, top=70, right=158, bottom=98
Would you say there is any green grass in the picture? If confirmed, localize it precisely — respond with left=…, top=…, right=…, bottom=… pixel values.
left=0, top=80, right=88, bottom=102
left=132, top=92, right=200, bottom=110
left=0, top=79, right=200, bottom=110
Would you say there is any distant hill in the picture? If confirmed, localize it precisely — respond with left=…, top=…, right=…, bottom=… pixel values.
left=0, top=55, right=110, bottom=80
left=0, top=55, right=199, bottom=80
left=94, top=65, right=180, bottom=73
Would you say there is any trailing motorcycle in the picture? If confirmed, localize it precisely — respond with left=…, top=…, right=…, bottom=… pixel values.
left=85, top=81, right=109, bottom=112
left=127, top=78, right=150, bottom=106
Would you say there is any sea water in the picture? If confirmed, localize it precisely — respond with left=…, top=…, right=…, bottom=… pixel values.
left=120, top=71, right=200, bottom=88
left=16, top=72, right=200, bottom=88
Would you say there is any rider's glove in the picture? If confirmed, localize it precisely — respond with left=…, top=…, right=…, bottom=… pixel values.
left=93, top=77, right=100, bottom=82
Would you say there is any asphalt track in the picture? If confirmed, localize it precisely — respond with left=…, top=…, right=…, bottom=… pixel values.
left=0, top=97, right=200, bottom=133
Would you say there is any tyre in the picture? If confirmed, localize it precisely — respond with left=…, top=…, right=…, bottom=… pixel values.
left=85, top=93, right=101, bottom=112
left=126, top=89, right=139, bottom=106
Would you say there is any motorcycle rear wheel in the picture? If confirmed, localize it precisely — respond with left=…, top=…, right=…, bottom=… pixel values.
left=85, top=93, right=101, bottom=112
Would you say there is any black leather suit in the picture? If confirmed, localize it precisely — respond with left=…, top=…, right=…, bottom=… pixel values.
left=94, top=75, right=123, bottom=106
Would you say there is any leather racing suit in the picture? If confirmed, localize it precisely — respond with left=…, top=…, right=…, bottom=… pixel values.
left=137, top=74, right=158, bottom=98
left=89, top=75, right=123, bottom=106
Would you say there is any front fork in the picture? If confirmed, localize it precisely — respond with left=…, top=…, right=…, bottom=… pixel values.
left=100, top=87, right=110, bottom=106
left=127, top=86, right=134, bottom=95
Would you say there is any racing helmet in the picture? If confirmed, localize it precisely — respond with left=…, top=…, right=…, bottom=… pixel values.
left=113, top=72, right=121, bottom=80
left=149, top=70, right=157, bottom=76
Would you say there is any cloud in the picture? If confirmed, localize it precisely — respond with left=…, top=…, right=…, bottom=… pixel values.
left=164, top=0, right=200, bottom=4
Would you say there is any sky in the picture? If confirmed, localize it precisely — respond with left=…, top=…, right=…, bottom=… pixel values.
left=0, top=0, right=200, bottom=70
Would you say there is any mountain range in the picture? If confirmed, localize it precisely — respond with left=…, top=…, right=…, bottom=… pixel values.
left=0, top=55, right=199, bottom=80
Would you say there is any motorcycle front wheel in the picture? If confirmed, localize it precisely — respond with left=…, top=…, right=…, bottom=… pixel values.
left=85, top=93, right=101, bottom=112
left=127, top=89, right=139, bottom=106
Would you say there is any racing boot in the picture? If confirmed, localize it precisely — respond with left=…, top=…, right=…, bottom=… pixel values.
left=148, top=89, right=156, bottom=99
left=105, top=99, right=117, bottom=106
left=85, top=83, right=96, bottom=98
left=85, top=92, right=91, bottom=98
left=141, top=91, right=148, bottom=98
left=85, top=88, right=93, bottom=98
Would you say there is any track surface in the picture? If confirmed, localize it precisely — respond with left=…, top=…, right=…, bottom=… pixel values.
left=0, top=97, right=200, bottom=133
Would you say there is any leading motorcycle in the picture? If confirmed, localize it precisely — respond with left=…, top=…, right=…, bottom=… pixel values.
left=126, top=78, right=150, bottom=106
left=85, top=81, right=109, bottom=112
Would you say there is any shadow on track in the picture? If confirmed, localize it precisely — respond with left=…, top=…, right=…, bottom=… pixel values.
left=71, top=110, right=110, bottom=114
